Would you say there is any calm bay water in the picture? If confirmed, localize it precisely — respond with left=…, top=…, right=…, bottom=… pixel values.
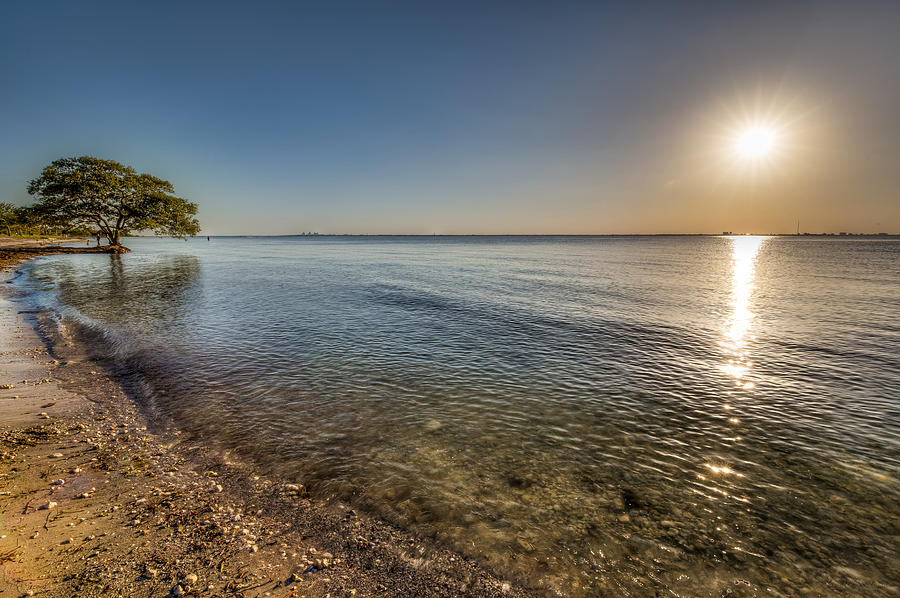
left=14, top=236, right=900, bottom=596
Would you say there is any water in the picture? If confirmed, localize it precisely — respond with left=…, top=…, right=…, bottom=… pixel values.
left=13, top=235, right=900, bottom=596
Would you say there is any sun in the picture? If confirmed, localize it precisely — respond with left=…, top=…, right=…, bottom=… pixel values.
left=703, top=90, right=807, bottom=177
left=733, top=124, right=778, bottom=160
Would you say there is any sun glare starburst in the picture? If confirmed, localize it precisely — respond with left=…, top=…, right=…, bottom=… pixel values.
left=734, top=125, right=777, bottom=160
left=697, top=89, right=812, bottom=180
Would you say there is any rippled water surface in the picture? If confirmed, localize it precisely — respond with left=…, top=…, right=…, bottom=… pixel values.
left=15, top=236, right=900, bottom=596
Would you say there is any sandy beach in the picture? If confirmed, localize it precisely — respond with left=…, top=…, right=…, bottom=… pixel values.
left=0, top=244, right=531, bottom=597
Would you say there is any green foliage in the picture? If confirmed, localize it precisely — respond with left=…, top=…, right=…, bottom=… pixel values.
left=27, top=156, right=200, bottom=246
left=0, top=202, right=45, bottom=236
left=0, top=202, right=16, bottom=235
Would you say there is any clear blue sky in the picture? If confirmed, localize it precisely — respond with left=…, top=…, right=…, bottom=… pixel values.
left=2, top=1, right=898, bottom=234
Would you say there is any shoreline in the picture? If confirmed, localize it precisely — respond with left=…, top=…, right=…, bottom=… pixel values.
left=0, top=236, right=127, bottom=271
left=0, top=248, right=533, bottom=597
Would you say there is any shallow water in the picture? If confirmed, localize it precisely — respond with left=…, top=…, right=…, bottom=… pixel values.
left=14, top=235, right=900, bottom=596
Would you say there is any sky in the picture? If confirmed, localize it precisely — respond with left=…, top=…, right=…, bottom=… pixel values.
left=1, top=1, right=898, bottom=235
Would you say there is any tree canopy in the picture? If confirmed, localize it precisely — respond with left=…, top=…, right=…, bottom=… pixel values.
left=0, top=202, right=75, bottom=237
left=27, top=156, right=200, bottom=250
left=0, top=202, right=17, bottom=236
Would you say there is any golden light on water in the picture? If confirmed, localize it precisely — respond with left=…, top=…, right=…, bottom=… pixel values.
left=700, top=236, right=766, bottom=502
left=704, top=463, right=744, bottom=477
left=721, top=235, right=766, bottom=384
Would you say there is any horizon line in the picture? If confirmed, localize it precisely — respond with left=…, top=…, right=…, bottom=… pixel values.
left=129, top=232, right=900, bottom=238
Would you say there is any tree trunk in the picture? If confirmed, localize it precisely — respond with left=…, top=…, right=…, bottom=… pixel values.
left=104, top=229, right=129, bottom=253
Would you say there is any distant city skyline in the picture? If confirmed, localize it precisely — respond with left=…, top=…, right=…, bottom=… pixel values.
left=2, top=1, right=898, bottom=235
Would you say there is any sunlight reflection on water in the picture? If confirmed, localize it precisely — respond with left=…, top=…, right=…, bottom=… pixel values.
left=706, top=236, right=766, bottom=492
left=721, top=235, right=765, bottom=384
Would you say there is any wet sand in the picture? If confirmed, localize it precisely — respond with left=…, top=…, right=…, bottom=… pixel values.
left=0, top=245, right=532, bottom=597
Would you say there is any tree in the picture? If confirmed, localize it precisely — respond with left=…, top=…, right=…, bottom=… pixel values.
left=0, top=202, right=16, bottom=236
left=0, top=203, right=39, bottom=236
left=27, top=156, right=200, bottom=251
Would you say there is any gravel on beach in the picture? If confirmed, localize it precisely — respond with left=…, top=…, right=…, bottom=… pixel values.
left=0, top=247, right=533, bottom=598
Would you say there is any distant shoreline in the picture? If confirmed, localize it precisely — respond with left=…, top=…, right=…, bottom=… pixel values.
left=130, top=232, right=900, bottom=238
